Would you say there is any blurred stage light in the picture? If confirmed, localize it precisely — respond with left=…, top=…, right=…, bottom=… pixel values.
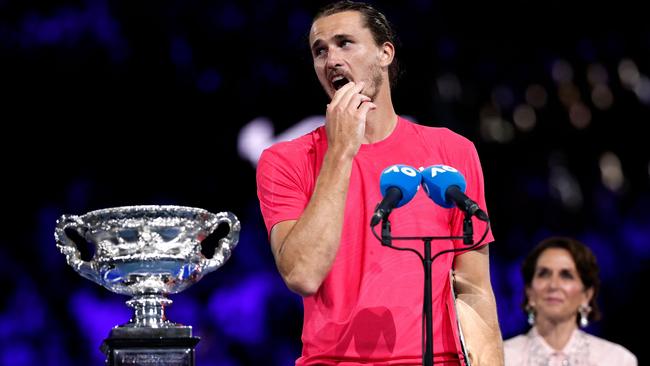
left=599, top=151, right=624, bottom=192
left=525, top=84, right=548, bottom=109
left=591, top=84, right=614, bottom=110
left=587, top=63, right=609, bottom=87
left=558, top=83, right=581, bottom=108
left=552, top=59, right=574, bottom=84
left=569, top=102, right=592, bottom=129
left=513, top=104, right=536, bottom=132
left=238, top=116, right=324, bottom=166
left=237, top=117, right=274, bottom=167
left=436, top=73, right=462, bottom=102
left=618, top=58, right=640, bottom=90
left=491, top=85, right=515, bottom=110
left=633, top=75, right=650, bottom=105
left=549, top=163, right=583, bottom=211
left=480, top=106, right=514, bottom=143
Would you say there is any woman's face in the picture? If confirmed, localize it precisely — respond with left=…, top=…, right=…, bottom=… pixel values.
left=526, top=248, right=593, bottom=324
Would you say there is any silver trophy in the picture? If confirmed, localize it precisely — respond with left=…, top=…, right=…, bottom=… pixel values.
left=55, top=205, right=240, bottom=365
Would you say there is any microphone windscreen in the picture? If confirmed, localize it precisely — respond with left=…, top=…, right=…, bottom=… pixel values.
left=421, top=165, right=467, bottom=208
left=379, top=164, right=421, bottom=208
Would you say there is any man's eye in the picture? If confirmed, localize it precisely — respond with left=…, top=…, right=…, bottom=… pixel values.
left=341, top=40, right=351, bottom=47
left=315, top=48, right=326, bottom=57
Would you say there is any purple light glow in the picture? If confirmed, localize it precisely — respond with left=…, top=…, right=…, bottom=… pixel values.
left=69, top=289, right=131, bottom=362
left=197, top=69, right=221, bottom=93
left=579, top=233, right=617, bottom=283
left=164, top=295, right=199, bottom=328
left=37, top=206, right=67, bottom=271
left=1, top=341, right=34, bottom=366
left=207, top=273, right=274, bottom=345
left=260, top=62, right=288, bottom=86
left=170, top=36, right=193, bottom=69
left=288, top=10, right=311, bottom=42
left=0, top=279, right=46, bottom=338
left=496, top=261, right=528, bottom=337
left=622, top=220, right=650, bottom=259
left=216, top=3, right=246, bottom=31
left=19, top=0, right=126, bottom=61
left=438, top=37, right=458, bottom=61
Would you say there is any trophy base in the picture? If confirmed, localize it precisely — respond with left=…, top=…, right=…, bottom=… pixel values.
left=101, top=327, right=200, bottom=366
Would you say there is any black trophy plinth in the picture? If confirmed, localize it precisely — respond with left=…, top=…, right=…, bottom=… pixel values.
left=101, top=327, right=200, bottom=366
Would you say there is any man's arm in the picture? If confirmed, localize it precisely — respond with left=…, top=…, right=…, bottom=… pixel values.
left=453, top=245, right=504, bottom=366
left=270, top=81, right=375, bottom=297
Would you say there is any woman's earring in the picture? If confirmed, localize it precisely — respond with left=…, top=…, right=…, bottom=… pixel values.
left=526, top=304, right=535, bottom=326
left=579, top=304, right=591, bottom=328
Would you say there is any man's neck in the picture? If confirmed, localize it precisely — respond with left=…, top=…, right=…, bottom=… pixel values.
left=363, top=88, right=398, bottom=144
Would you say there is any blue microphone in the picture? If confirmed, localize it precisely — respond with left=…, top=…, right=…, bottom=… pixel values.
left=421, top=165, right=488, bottom=221
left=370, top=164, right=421, bottom=227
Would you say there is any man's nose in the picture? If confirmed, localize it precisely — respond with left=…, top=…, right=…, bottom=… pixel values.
left=326, top=48, right=344, bottom=69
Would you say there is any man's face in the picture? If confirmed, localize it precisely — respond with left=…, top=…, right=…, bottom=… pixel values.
left=309, top=11, right=387, bottom=100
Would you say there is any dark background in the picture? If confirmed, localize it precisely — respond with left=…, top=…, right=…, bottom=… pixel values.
left=1, top=0, right=648, bottom=365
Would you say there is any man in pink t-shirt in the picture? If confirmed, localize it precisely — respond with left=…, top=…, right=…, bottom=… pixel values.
left=256, top=2, right=503, bottom=365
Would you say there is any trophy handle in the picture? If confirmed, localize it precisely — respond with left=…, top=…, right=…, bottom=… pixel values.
left=201, top=211, right=240, bottom=273
left=54, top=214, right=100, bottom=283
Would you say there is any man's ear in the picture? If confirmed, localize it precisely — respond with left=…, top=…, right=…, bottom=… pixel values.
left=379, top=42, right=395, bottom=68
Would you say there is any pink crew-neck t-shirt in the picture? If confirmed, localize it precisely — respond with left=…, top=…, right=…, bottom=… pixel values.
left=257, top=116, right=493, bottom=365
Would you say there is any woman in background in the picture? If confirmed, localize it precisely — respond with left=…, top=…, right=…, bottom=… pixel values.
left=504, top=236, right=637, bottom=366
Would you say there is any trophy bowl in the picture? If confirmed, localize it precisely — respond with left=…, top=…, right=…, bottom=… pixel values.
left=55, top=205, right=240, bottom=333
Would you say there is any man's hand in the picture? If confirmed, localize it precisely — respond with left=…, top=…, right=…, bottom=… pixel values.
left=325, top=81, right=377, bottom=159
left=267, top=82, right=375, bottom=296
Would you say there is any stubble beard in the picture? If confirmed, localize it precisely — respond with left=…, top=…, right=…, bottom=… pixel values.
left=320, top=61, right=385, bottom=102
left=366, top=61, right=384, bottom=102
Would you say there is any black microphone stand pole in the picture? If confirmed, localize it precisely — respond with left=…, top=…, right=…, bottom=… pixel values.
left=462, top=212, right=473, bottom=245
left=423, top=237, right=433, bottom=366
left=380, top=219, right=437, bottom=366
left=377, top=213, right=480, bottom=366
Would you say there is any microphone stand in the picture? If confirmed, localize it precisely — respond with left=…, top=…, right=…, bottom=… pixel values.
left=462, top=212, right=473, bottom=245
left=373, top=214, right=488, bottom=366
left=423, top=236, right=433, bottom=365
